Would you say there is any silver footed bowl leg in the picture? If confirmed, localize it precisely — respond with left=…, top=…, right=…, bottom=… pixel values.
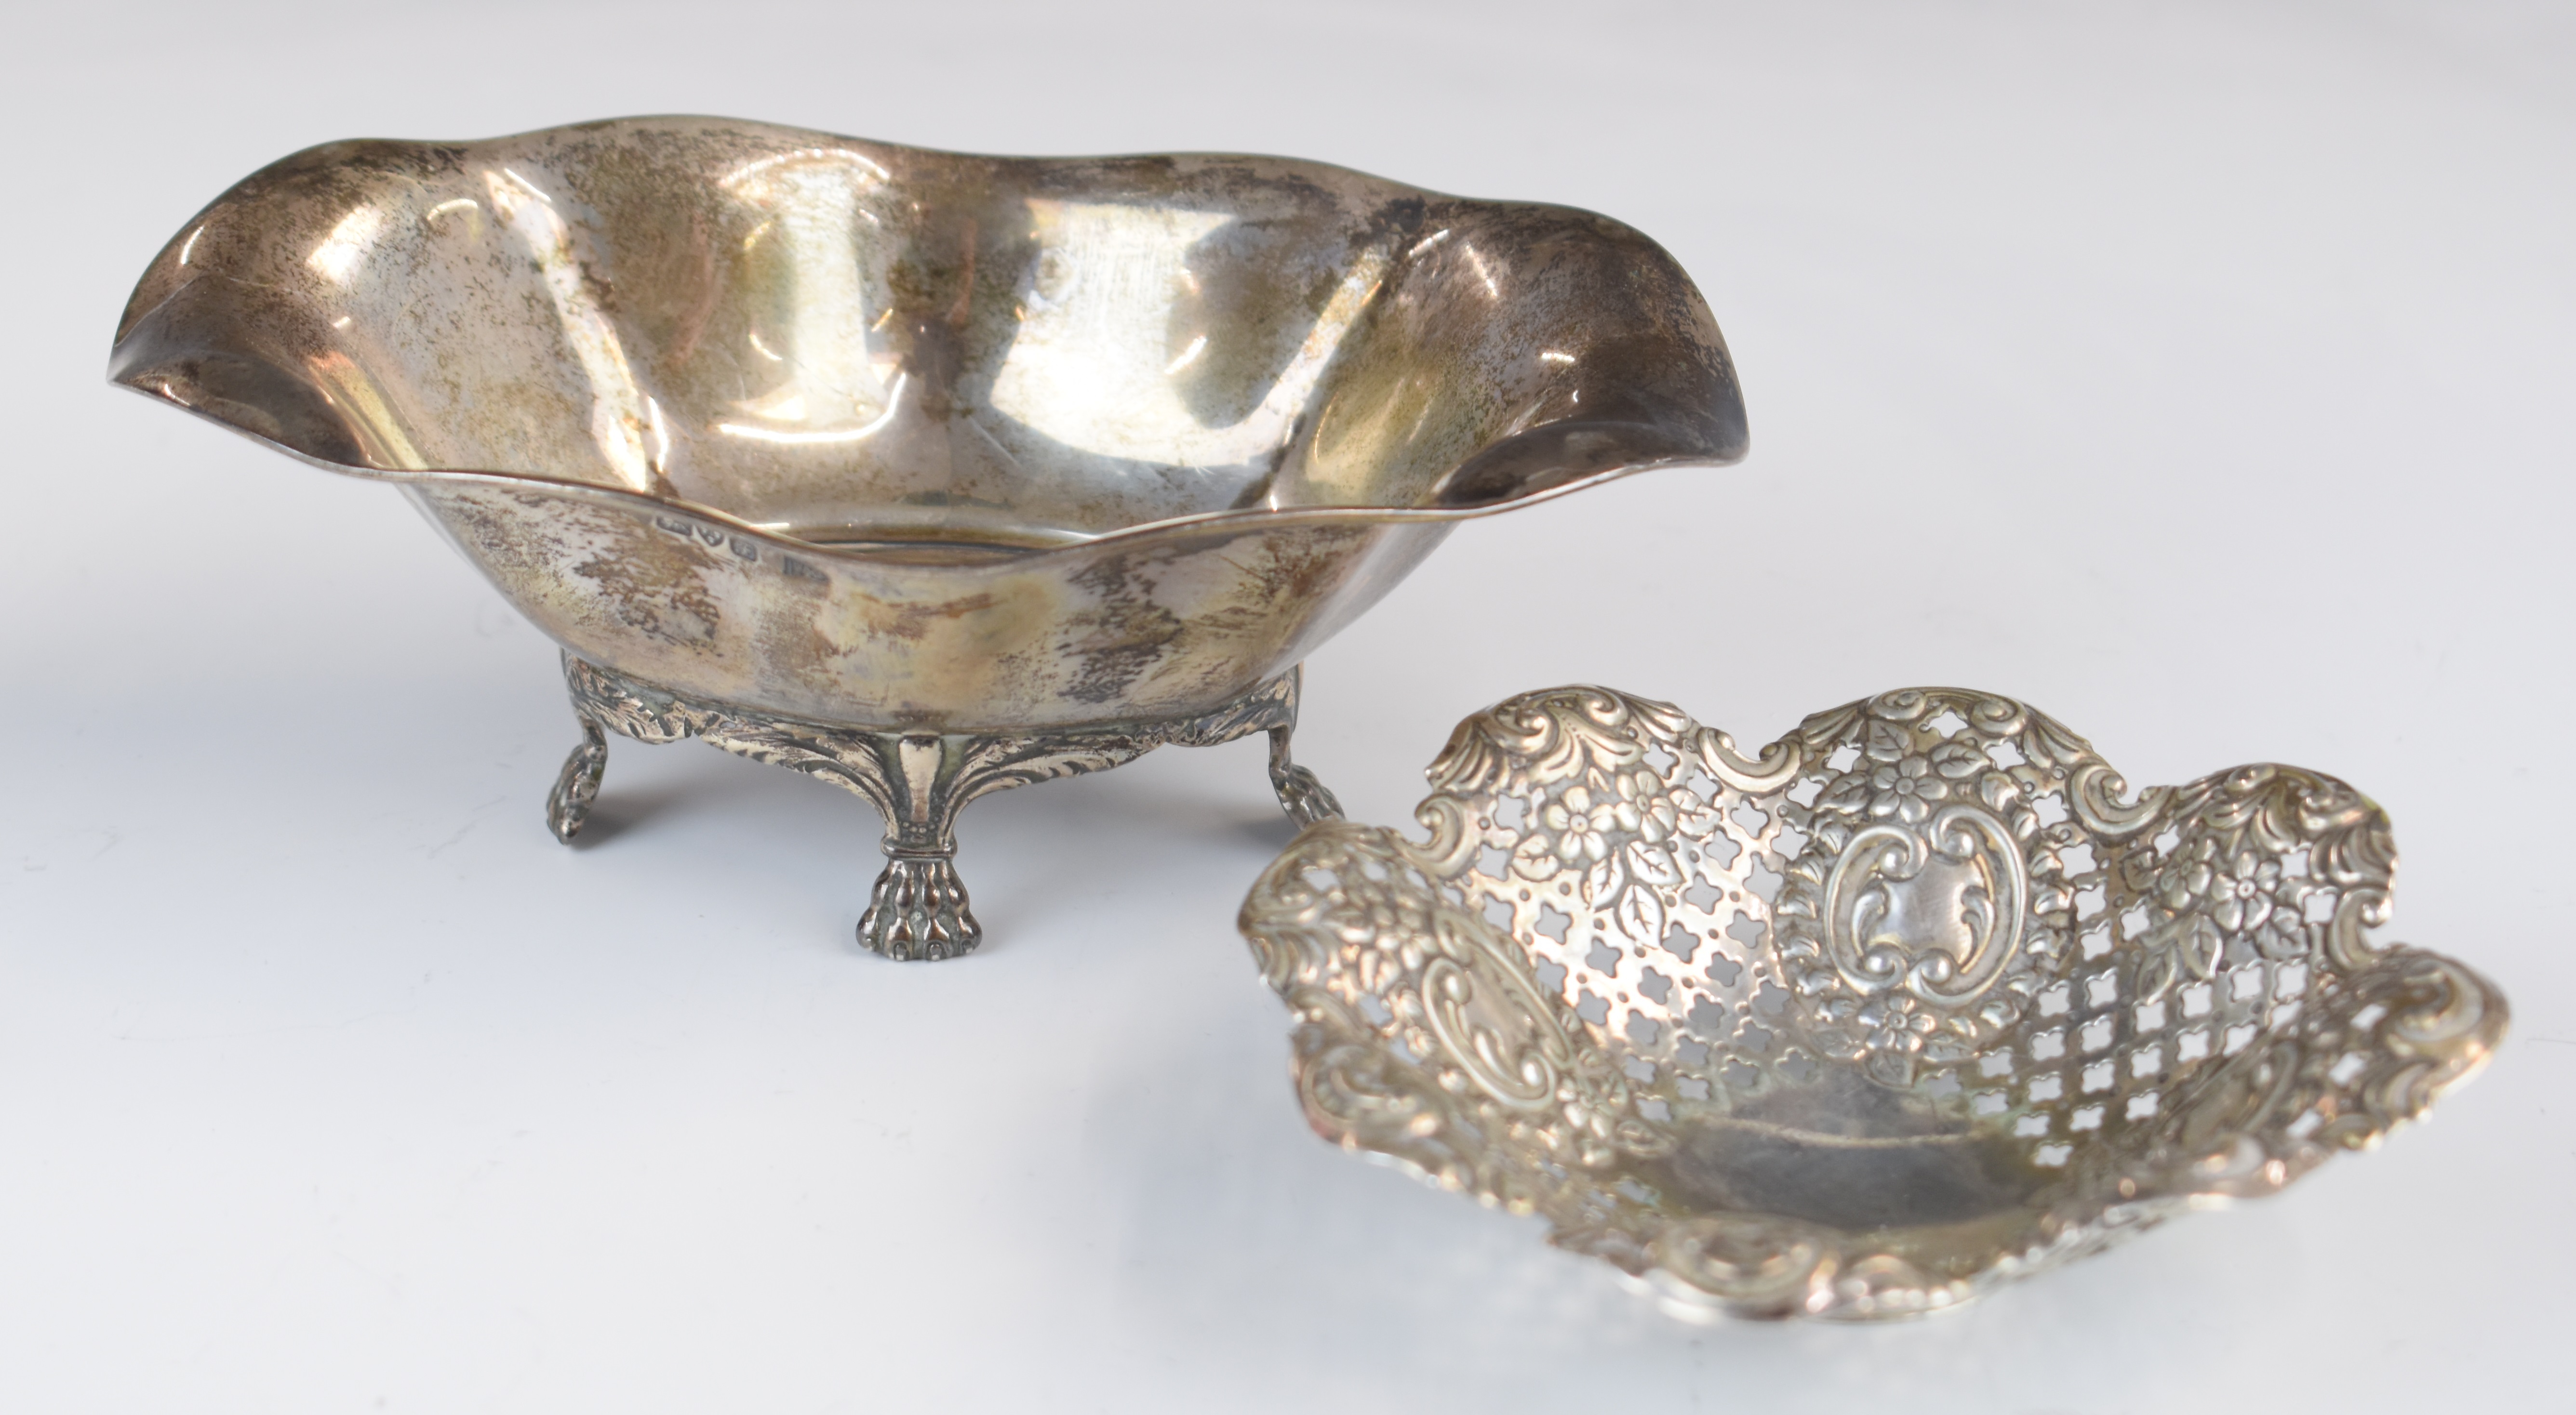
left=861, top=854, right=978, bottom=961
left=848, top=733, right=1009, bottom=961
left=550, top=652, right=1336, bottom=957
left=1266, top=725, right=1343, bottom=828
left=547, top=714, right=608, bottom=843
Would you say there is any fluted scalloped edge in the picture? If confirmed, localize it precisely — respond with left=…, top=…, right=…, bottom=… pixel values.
left=1238, top=684, right=2506, bottom=1322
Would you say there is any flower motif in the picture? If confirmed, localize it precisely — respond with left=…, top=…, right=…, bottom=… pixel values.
left=1857, top=993, right=1939, bottom=1057
left=2159, top=837, right=2219, bottom=915
left=1544, top=785, right=1636, bottom=864
left=2210, top=851, right=2279, bottom=935
left=2155, top=837, right=2312, bottom=958
left=1622, top=769, right=1679, bottom=844
left=1869, top=755, right=1951, bottom=824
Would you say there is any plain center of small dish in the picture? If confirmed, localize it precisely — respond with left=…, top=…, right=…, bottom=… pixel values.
left=1647, top=1101, right=2048, bottom=1233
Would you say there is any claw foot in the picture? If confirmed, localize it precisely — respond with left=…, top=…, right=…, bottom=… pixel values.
left=1268, top=726, right=1344, bottom=828
left=859, top=853, right=983, bottom=961
left=547, top=717, right=609, bottom=843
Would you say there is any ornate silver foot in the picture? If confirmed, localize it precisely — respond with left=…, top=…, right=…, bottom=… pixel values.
left=1267, top=725, right=1343, bottom=828
left=546, top=714, right=608, bottom=842
left=552, top=653, right=1337, bottom=957
left=861, top=854, right=979, bottom=961
left=1161, top=665, right=1342, bottom=829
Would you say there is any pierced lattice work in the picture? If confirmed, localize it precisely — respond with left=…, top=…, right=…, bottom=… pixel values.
left=1241, top=686, right=2504, bottom=1320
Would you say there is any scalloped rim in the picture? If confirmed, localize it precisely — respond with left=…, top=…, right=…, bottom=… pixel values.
left=107, top=375, right=1731, bottom=565
left=1237, top=683, right=2509, bottom=1322
left=106, top=116, right=1747, bottom=567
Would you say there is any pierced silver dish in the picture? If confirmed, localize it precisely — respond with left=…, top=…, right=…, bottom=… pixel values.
left=108, top=117, right=1745, bottom=958
left=1239, top=685, right=2506, bottom=1320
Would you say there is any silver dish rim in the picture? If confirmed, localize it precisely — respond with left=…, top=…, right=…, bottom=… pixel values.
left=106, top=115, right=1748, bottom=567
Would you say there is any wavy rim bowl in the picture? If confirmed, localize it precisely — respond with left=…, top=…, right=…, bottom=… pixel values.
left=105, top=117, right=1746, bottom=733
left=101, top=117, right=1757, bottom=952
left=1238, top=684, right=2506, bottom=1321
left=106, top=115, right=1748, bottom=567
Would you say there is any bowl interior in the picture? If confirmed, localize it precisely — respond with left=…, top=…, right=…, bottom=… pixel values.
left=111, top=119, right=1744, bottom=557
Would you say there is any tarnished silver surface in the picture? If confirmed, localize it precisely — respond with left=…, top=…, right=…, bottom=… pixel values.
left=1239, top=686, right=2506, bottom=1321
left=106, top=117, right=1740, bottom=949
left=107, top=116, right=1744, bottom=732
left=555, top=654, right=1327, bottom=959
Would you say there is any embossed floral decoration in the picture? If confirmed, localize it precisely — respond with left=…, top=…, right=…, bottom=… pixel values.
left=1240, top=684, right=2506, bottom=1321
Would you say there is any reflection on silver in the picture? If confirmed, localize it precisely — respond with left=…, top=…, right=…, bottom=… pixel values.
left=987, top=201, right=1391, bottom=467
left=108, top=116, right=1746, bottom=952
left=484, top=168, right=655, bottom=491
left=1240, top=686, right=2506, bottom=1319
left=305, top=204, right=382, bottom=284
left=721, top=147, right=896, bottom=441
left=718, top=372, right=906, bottom=445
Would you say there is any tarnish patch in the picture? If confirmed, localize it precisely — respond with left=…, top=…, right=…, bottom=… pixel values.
left=1058, top=554, right=1183, bottom=705
left=572, top=521, right=725, bottom=645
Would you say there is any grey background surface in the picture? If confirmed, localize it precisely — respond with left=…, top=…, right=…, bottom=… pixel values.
left=3, top=2, right=2567, bottom=1410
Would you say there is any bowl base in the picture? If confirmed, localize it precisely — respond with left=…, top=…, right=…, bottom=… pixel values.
left=546, top=651, right=1338, bottom=958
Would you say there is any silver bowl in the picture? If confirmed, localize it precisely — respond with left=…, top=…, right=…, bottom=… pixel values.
left=108, top=116, right=1746, bottom=957
left=1238, top=685, right=2505, bottom=1320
